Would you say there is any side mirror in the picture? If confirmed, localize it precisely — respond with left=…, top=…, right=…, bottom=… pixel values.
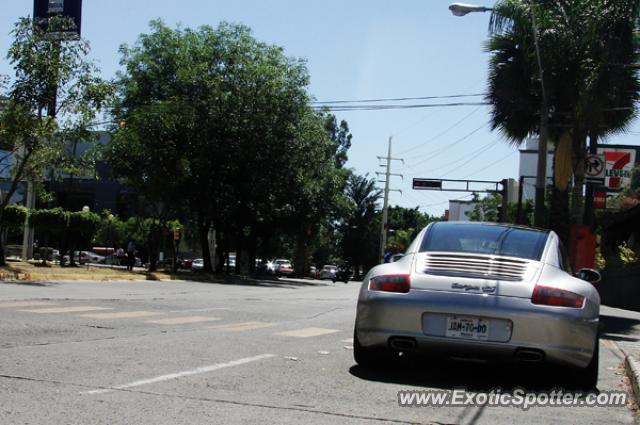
left=391, top=253, right=405, bottom=262
left=576, top=268, right=602, bottom=284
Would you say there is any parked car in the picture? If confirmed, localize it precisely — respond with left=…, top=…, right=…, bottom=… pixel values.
left=79, top=251, right=106, bottom=264
left=318, top=265, right=337, bottom=280
left=273, top=259, right=294, bottom=276
left=309, top=265, right=318, bottom=278
left=354, top=221, right=602, bottom=388
left=223, top=255, right=236, bottom=271
left=191, top=258, right=204, bottom=270
left=178, top=258, right=193, bottom=269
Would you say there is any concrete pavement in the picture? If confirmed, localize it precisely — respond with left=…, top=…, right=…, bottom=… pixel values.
left=0, top=278, right=636, bottom=424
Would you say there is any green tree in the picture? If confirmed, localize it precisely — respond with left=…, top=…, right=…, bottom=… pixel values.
left=0, top=17, right=111, bottom=265
left=322, top=114, right=352, bottom=169
left=486, top=0, right=639, bottom=234
left=28, top=208, right=67, bottom=265
left=66, top=211, right=101, bottom=266
left=340, top=174, right=382, bottom=276
left=107, top=21, right=342, bottom=274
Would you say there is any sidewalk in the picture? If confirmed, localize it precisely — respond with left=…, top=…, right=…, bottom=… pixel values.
left=601, top=305, right=640, bottom=405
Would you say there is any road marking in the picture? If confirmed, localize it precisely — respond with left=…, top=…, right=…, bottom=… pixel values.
left=341, top=338, right=353, bottom=344
left=168, top=308, right=229, bottom=313
left=82, top=354, right=276, bottom=395
left=276, top=327, right=340, bottom=338
left=80, top=311, right=161, bottom=319
left=19, top=306, right=112, bottom=314
left=209, top=322, right=274, bottom=332
left=0, top=301, right=53, bottom=308
left=146, top=316, right=221, bottom=325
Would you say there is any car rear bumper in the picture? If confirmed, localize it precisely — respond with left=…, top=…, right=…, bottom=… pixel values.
left=355, top=288, right=598, bottom=368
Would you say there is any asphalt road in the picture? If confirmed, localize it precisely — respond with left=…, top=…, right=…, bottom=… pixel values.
left=0, top=277, right=635, bottom=424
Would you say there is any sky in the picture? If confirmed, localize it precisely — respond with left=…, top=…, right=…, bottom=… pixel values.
left=1, top=0, right=639, bottom=217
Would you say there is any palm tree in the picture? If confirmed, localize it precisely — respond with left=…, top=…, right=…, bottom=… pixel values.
left=486, top=0, right=639, bottom=239
left=341, top=173, right=382, bottom=276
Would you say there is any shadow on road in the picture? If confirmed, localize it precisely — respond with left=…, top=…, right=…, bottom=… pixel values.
left=600, top=314, right=640, bottom=342
left=349, top=356, right=594, bottom=392
left=170, top=273, right=336, bottom=289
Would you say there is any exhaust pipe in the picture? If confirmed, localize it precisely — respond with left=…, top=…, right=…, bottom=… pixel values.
left=515, top=348, right=545, bottom=362
left=389, top=337, right=417, bottom=351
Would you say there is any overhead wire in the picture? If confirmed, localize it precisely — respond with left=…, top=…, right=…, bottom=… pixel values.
left=396, top=106, right=483, bottom=155
left=458, top=149, right=519, bottom=179
left=311, top=92, right=487, bottom=105
left=312, top=101, right=490, bottom=112
left=402, top=123, right=488, bottom=170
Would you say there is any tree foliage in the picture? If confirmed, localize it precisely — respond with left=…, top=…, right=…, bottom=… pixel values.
left=106, top=21, right=347, bottom=273
left=486, top=0, right=640, bottom=228
left=0, top=17, right=111, bottom=265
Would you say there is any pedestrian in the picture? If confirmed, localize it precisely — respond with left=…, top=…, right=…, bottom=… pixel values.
left=126, top=240, right=136, bottom=271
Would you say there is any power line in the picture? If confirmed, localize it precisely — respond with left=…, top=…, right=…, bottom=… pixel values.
left=311, top=101, right=490, bottom=112
left=396, top=106, right=482, bottom=155
left=434, top=140, right=501, bottom=178
left=417, top=194, right=474, bottom=208
left=312, top=92, right=486, bottom=105
left=403, top=123, right=487, bottom=170
left=458, top=149, right=518, bottom=179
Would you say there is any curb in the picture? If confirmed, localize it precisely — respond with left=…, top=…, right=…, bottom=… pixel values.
left=624, top=353, right=640, bottom=404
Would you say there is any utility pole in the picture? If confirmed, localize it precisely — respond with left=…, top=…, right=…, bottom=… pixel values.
left=530, top=3, right=549, bottom=228
left=376, top=137, right=403, bottom=263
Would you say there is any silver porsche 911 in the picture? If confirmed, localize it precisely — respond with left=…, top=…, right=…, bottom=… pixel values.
left=354, top=222, right=602, bottom=387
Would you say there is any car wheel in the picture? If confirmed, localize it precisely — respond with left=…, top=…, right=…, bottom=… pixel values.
left=353, top=330, right=390, bottom=368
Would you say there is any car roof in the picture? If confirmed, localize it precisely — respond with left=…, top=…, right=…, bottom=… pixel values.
left=432, top=221, right=550, bottom=233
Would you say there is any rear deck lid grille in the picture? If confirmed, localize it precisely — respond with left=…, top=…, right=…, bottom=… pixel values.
left=423, top=253, right=529, bottom=281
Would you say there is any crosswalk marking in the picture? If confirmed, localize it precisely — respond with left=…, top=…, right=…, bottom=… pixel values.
left=147, top=316, right=221, bottom=325
left=276, top=327, right=340, bottom=338
left=209, top=322, right=274, bottom=332
left=20, top=306, right=112, bottom=314
left=0, top=301, right=53, bottom=308
left=80, top=311, right=161, bottom=319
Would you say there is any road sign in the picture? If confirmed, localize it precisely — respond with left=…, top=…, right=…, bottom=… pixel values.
left=413, top=179, right=442, bottom=190
left=34, top=0, right=83, bottom=35
left=585, top=154, right=605, bottom=184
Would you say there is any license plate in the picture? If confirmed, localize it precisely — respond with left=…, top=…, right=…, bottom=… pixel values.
left=445, top=316, right=490, bottom=340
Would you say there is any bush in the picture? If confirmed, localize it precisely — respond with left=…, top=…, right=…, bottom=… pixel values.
left=619, top=242, right=639, bottom=266
left=1, top=205, right=28, bottom=230
left=29, top=208, right=67, bottom=233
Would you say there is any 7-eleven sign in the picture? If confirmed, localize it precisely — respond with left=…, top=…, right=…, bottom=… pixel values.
left=598, top=148, right=637, bottom=190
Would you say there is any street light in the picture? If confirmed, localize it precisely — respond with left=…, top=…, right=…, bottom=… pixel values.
left=449, top=2, right=550, bottom=228
left=448, top=3, right=493, bottom=16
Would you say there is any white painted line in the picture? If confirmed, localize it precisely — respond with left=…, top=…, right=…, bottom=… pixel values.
left=80, top=311, right=161, bottom=319
left=276, top=327, right=340, bottom=338
left=209, top=322, right=274, bottom=332
left=146, top=316, right=221, bottom=325
left=82, top=354, right=275, bottom=395
left=20, top=306, right=112, bottom=314
left=0, top=301, right=52, bottom=308
left=168, top=307, right=229, bottom=313
left=341, top=338, right=353, bottom=344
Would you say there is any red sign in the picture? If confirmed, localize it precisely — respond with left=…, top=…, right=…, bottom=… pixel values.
left=594, top=192, right=608, bottom=209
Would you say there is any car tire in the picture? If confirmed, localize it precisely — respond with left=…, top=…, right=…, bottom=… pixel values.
left=353, top=330, right=390, bottom=368
left=581, top=335, right=600, bottom=389
left=571, top=334, right=599, bottom=389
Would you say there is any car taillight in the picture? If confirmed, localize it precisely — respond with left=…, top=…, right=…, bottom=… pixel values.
left=531, top=285, right=585, bottom=308
left=369, top=275, right=410, bottom=293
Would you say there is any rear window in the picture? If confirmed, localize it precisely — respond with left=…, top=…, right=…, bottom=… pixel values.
left=419, top=222, right=548, bottom=261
